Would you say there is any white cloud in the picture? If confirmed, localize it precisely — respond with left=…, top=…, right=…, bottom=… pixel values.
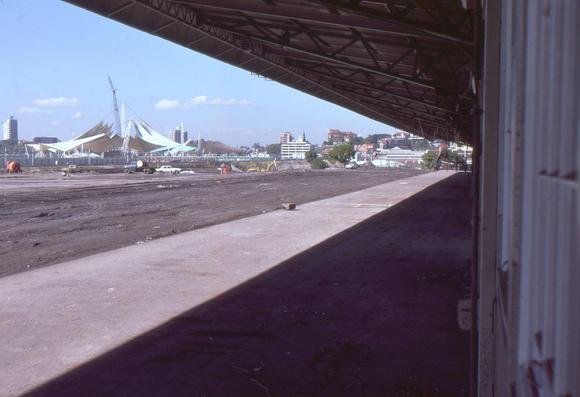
left=72, top=112, right=83, bottom=119
left=154, top=99, right=180, bottom=110
left=190, top=96, right=208, bottom=105
left=34, top=97, right=79, bottom=107
left=19, top=107, right=52, bottom=114
left=154, top=96, right=251, bottom=110
left=189, top=96, right=251, bottom=106
left=51, top=120, right=61, bottom=126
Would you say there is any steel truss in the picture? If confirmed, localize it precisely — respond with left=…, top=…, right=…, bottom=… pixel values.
left=66, top=0, right=476, bottom=142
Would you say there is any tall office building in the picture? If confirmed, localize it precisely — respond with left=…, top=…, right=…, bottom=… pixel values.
left=279, top=132, right=293, bottom=144
left=2, top=116, right=18, bottom=142
left=170, top=122, right=188, bottom=143
left=281, top=133, right=310, bottom=160
left=169, top=129, right=181, bottom=143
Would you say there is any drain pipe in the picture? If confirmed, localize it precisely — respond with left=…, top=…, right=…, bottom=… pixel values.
left=470, top=1, right=484, bottom=396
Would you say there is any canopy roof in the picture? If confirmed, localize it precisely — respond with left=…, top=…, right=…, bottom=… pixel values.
left=29, top=121, right=191, bottom=154
left=64, top=0, right=476, bottom=144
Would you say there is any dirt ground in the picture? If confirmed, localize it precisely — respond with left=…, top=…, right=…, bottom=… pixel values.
left=21, top=173, right=471, bottom=397
left=0, top=168, right=422, bottom=277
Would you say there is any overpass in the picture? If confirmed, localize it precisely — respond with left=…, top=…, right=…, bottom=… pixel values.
left=18, top=1, right=580, bottom=396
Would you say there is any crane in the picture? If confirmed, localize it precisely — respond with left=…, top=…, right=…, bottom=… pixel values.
left=108, top=77, right=122, bottom=137
left=120, top=101, right=130, bottom=155
left=108, top=77, right=130, bottom=158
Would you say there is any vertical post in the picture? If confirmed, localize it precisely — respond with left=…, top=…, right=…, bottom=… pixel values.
left=478, top=0, right=502, bottom=395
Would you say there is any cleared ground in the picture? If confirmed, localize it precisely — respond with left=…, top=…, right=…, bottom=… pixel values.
left=0, top=168, right=422, bottom=277
left=2, top=172, right=470, bottom=397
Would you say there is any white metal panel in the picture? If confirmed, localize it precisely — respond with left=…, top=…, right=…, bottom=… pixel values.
left=487, top=0, right=579, bottom=395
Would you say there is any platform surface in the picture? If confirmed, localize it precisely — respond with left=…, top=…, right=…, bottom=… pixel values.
left=0, top=171, right=471, bottom=397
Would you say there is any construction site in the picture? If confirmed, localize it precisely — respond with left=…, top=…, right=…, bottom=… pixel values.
left=0, top=168, right=424, bottom=277
left=0, top=1, right=578, bottom=397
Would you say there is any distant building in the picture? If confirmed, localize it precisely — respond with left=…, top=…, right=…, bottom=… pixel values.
left=279, top=132, right=293, bottom=144
left=372, top=147, right=426, bottom=169
left=32, top=137, right=60, bottom=144
left=378, top=137, right=390, bottom=150
left=326, top=129, right=357, bottom=144
left=169, top=129, right=181, bottom=143
left=320, top=145, right=333, bottom=157
left=281, top=133, right=310, bottom=159
left=327, top=129, right=343, bottom=143
left=393, top=131, right=410, bottom=139
left=3, top=116, right=18, bottom=142
left=376, top=130, right=416, bottom=150
left=355, top=143, right=375, bottom=154
left=169, top=123, right=187, bottom=143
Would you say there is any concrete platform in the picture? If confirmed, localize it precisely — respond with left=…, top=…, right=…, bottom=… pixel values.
left=0, top=171, right=470, bottom=397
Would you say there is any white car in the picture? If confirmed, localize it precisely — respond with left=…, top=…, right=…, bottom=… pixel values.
left=345, top=162, right=359, bottom=169
left=156, top=165, right=182, bottom=174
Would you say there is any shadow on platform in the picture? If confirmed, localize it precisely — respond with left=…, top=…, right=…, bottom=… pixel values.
left=25, top=173, right=472, bottom=397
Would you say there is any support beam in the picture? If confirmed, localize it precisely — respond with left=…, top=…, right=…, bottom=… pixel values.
left=478, top=0, right=501, bottom=396
left=308, top=0, right=473, bottom=45
left=178, top=0, right=456, bottom=42
left=207, top=20, right=440, bottom=90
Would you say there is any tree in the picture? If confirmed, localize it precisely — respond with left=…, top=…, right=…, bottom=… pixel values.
left=421, top=151, right=438, bottom=170
left=252, top=142, right=265, bottom=151
left=411, top=139, right=432, bottom=151
left=310, top=157, right=328, bottom=169
left=421, top=149, right=467, bottom=170
left=350, top=136, right=364, bottom=145
left=363, top=134, right=389, bottom=145
left=266, top=143, right=281, bottom=155
left=304, top=150, right=317, bottom=162
left=328, top=144, right=355, bottom=164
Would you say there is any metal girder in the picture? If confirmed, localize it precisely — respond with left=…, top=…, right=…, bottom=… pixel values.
left=188, top=10, right=441, bottom=90
left=107, top=2, right=136, bottom=17
left=125, top=1, right=420, bottom=130
left=330, top=84, right=453, bottom=123
left=206, top=23, right=440, bottom=90
left=63, top=0, right=475, bottom=142
left=171, top=0, right=449, bottom=41
left=308, top=0, right=473, bottom=45
left=290, top=59, right=465, bottom=116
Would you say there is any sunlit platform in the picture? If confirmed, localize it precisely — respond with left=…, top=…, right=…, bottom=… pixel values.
left=0, top=171, right=470, bottom=397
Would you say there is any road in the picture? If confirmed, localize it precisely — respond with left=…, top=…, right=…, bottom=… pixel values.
left=0, top=168, right=423, bottom=277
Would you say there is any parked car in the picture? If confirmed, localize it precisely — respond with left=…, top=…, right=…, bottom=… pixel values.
left=124, top=160, right=155, bottom=174
left=156, top=165, right=182, bottom=174
left=345, top=162, right=359, bottom=169
left=61, top=164, right=81, bottom=176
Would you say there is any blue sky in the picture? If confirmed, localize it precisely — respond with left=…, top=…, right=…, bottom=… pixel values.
left=0, top=0, right=396, bottom=146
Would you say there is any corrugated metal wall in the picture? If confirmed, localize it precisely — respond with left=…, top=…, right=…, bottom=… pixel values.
left=482, top=0, right=579, bottom=395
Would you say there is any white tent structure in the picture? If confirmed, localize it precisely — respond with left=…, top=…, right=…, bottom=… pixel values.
left=28, top=121, right=196, bottom=156
left=27, top=78, right=196, bottom=157
left=128, top=121, right=195, bottom=153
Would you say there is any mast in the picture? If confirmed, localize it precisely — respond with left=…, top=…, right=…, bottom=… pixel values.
left=107, top=77, right=122, bottom=137
left=120, top=101, right=130, bottom=155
